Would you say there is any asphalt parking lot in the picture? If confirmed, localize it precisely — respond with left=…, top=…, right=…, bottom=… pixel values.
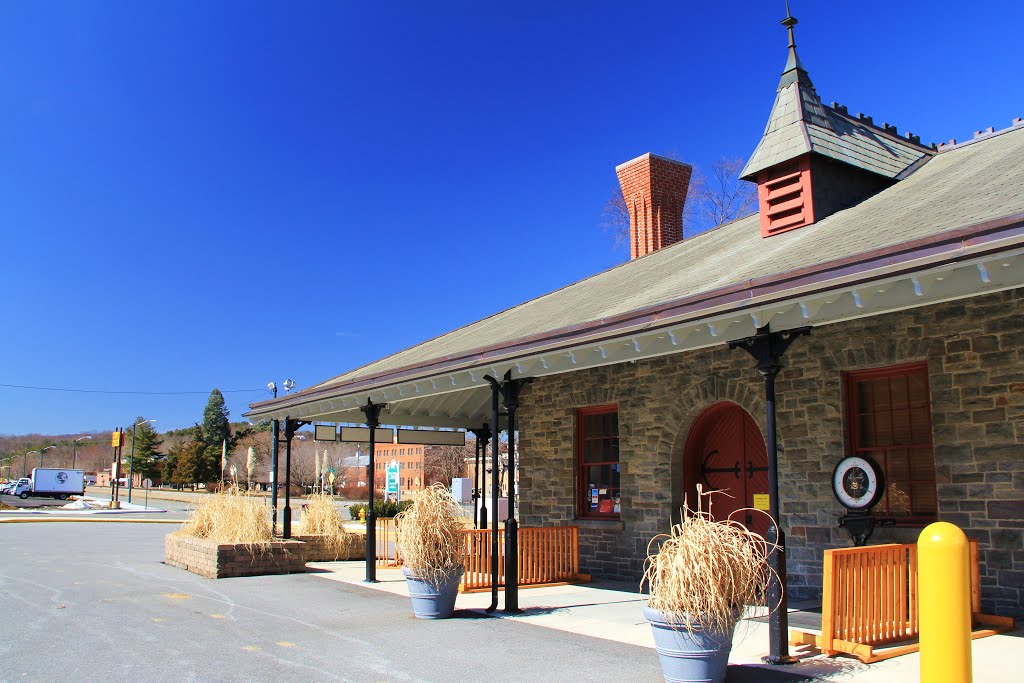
left=0, top=492, right=67, bottom=509
left=0, top=522, right=661, bottom=683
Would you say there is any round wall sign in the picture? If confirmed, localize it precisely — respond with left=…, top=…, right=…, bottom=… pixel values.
left=831, top=456, right=884, bottom=510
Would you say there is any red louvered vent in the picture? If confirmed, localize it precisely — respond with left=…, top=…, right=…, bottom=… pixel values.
left=757, top=155, right=814, bottom=237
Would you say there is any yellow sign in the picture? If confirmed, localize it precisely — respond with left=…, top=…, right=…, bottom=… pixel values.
left=111, top=431, right=122, bottom=447
left=753, top=494, right=770, bottom=511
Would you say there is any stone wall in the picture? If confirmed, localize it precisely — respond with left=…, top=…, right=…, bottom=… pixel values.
left=165, top=534, right=306, bottom=579
left=518, top=287, right=1024, bottom=617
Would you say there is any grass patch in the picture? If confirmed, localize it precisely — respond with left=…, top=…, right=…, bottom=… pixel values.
left=642, top=489, right=775, bottom=637
left=172, top=489, right=272, bottom=547
left=395, top=484, right=468, bottom=587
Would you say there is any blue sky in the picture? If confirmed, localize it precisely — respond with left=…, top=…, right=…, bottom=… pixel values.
left=2, top=1, right=1021, bottom=435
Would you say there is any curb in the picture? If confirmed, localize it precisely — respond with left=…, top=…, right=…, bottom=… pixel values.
left=0, top=517, right=183, bottom=524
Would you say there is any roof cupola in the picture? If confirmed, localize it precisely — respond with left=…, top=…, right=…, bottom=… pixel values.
left=741, top=4, right=935, bottom=238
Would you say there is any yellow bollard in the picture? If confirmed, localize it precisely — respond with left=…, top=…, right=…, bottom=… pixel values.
left=918, top=521, right=972, bottom=683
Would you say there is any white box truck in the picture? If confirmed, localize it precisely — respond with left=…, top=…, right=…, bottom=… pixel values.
left=17, top=468, right=86, bottom=500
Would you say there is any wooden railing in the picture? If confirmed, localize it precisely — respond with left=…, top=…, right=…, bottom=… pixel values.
left=822, top=543, right=918, bottom=652
left=460, top=526, right=586, bottom=592
left=375, top=517, right=401, bottom=567
left=790, top=540, right=1014, bottom=663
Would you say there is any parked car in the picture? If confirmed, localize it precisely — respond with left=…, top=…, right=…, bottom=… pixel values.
left=3, top=478, right=30, bottom=495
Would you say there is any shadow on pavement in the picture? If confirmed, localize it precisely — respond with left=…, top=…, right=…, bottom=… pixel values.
left=726, top=664, right=814, bottom=681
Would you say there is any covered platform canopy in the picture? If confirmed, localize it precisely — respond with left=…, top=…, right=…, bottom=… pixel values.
left=245, top=123, right=1024, bottom=429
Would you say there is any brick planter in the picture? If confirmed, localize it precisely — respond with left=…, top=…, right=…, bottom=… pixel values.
left=293, top=534, right=363, bottom=562
left=165, top=534, right=306, bottom=579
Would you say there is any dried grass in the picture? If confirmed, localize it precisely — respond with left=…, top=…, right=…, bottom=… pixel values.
left=642, top=489, right=776, bottom=636
left=297, top=493, right=358, bottom=555
left=394, top=484, right=467, bottom=587
left=173, top=489, right=272, bottom=548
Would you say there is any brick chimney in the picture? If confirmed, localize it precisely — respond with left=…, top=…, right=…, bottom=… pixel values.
left=615, top=153, right=692, bottom=259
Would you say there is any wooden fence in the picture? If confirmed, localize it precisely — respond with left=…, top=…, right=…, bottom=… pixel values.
left=790, top=540, right=1014, bottom=663
left=375, top=517, right=401, bottom=567
left=461, top=526, right=587, bottom=592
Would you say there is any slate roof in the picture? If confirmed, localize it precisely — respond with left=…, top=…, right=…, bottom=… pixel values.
left=312, top=123, right=1024, bottom=392
left=740, top=24, right=933, bottom=180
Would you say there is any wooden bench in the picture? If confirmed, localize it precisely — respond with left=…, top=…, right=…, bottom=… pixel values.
left=461, top=525, right=590, bottom=593
left=790, top=541, right=1015, bottom=663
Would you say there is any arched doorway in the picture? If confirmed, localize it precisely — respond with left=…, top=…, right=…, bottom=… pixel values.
left=683, top=402, right=770, bottom=535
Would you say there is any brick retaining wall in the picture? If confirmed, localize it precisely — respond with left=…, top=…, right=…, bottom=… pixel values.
left=293, top=534, right=363, bottom=562
left=165, top=534, right=306, bottom=578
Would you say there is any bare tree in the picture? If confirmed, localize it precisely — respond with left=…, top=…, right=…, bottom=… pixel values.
left=697, top=157, right=758, bottom=228
left=234, top=430, right=272, bottom=488
left=601, top=155, right=756, bottom=249
left=424, top=443, right=474, bottom=486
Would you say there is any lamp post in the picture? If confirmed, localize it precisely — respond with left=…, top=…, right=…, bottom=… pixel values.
left=128, top=419, right=156, bottom=504
left=72, top=435, right=93, bottom=470
left=24, top=446, right=56, bottom=476
left=38, top=445, right=56, bottom=469
left=1, top=456, right=16, bottom=481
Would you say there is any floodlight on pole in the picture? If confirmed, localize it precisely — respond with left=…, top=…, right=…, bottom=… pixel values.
left=72, top=435, right=93, bottom=470
left=283, top=379, right=296, bottom=394
left=128, top=419, right=156, bottom=504
left=268, top=381, right=277, bottom=398
left=38, top=445, right=56, bottom=469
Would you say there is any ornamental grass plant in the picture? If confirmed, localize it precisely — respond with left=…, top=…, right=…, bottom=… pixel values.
left=642, top=489, right=776, bottom=637
left=173, top=488, right=272, bottom=548
left=298, top=493, right=358, bottom=556
left=394, top=483, right=467, bottom=588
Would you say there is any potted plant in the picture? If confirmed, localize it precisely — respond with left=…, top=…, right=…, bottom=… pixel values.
left=641, top=492, right=774, bottom=683
left=394, top=484, right=467, bottom=619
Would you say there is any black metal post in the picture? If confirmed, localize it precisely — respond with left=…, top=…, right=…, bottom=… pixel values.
left=270, top=419, right=280, bottom=536
left=729, top=324, right=809, bottom=666
left=500, top=372, right=530, bottom=614
left=127, top=422, right=137, bottom=504
left=484, top=377, right=502, bottom=612
left=473, top=432, right=481, bottom=528
left=283, top=419, right=294, bottom=539
left=360, top=398, right=386, bottom=583
left=471, top=424, right=491, bottom=530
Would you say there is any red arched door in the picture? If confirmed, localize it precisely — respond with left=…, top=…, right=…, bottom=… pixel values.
left=684, top=403, right=770, bottom=535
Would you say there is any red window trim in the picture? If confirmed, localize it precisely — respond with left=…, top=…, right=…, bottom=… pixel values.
left=576, top=404, right=620, bottom=520
left=843, top=362, right=937, bottom=525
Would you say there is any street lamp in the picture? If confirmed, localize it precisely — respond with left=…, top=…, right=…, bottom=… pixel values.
left=24, top=446, right=56, bottom=476
left=72, top=435, right=93, bottom=470
left=38, top=445, right=57, bottom=469
left=1, top=455, right=16, bottom=481
left=128, top=419, right=156, bottom=504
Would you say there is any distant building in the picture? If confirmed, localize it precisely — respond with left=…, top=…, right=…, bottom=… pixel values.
left=373, top=443, right=425, bottom=495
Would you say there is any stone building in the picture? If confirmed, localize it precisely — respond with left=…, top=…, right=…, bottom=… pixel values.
left=248, top=13, right=1024, bottom=616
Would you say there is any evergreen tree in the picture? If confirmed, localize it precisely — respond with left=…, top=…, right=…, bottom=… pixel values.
left=202, top=389, right=232, bottom=450
left=127, top=418, right=164, bottom=480
left=170, top=440, right=204, bottom=490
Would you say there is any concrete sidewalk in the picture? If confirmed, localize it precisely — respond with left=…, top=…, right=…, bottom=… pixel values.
left=309, top=561, right=1022, bottom=682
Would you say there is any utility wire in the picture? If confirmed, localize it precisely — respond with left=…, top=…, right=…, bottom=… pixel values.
left=0, top=382, right=271, bottom=396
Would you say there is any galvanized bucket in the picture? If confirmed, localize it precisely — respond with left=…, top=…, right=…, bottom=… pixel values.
left=402, top=566, right=464, bottom=619
left=643, top=606, right=736, bottom=683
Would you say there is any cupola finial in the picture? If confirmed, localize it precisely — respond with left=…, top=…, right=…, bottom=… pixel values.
left=782, top=1, right=798, bottom=49
left=778, top=1, right=810, bottom=89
